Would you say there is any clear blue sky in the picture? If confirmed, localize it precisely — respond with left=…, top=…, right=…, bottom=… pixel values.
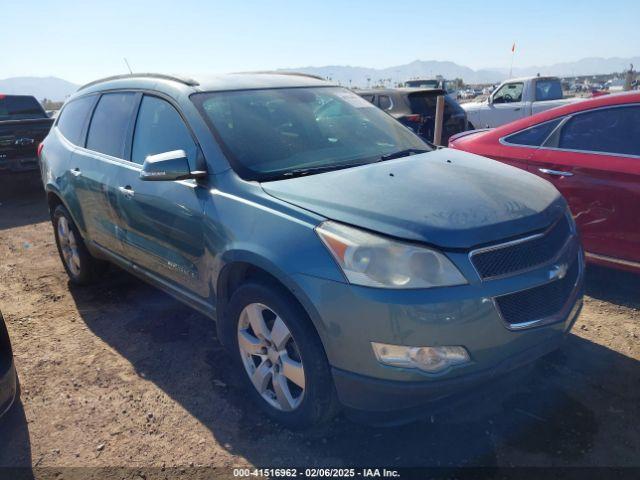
left=2, top=0, right=637, bottom=83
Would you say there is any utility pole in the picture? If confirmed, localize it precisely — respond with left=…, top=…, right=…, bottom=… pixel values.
left=433, top=95, right=445, bottom=146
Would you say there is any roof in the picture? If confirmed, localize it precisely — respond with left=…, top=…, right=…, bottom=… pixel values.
left=357, top=87, right=447, bottom=96
left=195, top=72, right=334, bottom=91
left=77, top=71, right=335, bottom=93
left=78, top=73, right=199, bottom=91
left=501, top=75, right=561, bottom=83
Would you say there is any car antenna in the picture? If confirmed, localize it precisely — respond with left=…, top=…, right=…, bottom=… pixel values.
left=123, top=58, right=133, bottom=74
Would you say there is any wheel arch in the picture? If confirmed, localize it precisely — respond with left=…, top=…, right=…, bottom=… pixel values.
left=214, top=252, right=327, bottom=352
left=45, top=185, right=88, bottom=236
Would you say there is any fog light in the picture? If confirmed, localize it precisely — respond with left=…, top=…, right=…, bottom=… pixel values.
left=371, top=342, right=470, bottom=373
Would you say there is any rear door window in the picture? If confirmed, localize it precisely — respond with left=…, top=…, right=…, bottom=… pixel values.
left=503, top=119, right=562, bottom=147
left=558, top=106, right=640, bottom=156
left=360, top=94, right=374, bottom=104
left=131, top=95, right=198, bottom=166
left=56, top=96, right=96, bottom=146
left=86, top=92, right=137, bottom=158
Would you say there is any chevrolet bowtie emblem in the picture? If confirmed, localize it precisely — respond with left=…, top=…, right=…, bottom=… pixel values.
left=549, top=263, right=568, bottom=281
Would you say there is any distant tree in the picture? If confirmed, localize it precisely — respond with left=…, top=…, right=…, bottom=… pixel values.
left=41, top=99, right=63, bottom=110
left=452, top=78, right=465, bottom=89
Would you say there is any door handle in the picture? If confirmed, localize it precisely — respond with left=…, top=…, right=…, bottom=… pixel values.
left=514, top=107, right=521, bottom=111
left=70, top=167, right=81, bottom=177
left=538, top=168, right=573, bottom=177
left=118, top=185, right=135, bottom=198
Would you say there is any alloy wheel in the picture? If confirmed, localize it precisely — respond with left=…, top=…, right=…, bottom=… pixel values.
left=237, top=303, right=306, bottom=411
left=57, top=216, right=81, bottom=276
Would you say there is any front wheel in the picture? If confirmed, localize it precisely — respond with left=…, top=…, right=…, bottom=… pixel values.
left=225, top=281, right=339, bottom=429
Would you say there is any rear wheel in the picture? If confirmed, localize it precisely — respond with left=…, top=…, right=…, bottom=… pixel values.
left=52, top=205, right=108, bottom=285
left=225, top=281, right=339, bottom=429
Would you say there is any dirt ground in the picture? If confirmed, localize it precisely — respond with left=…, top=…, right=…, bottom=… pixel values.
left=0, top=178, right=638, bottom=478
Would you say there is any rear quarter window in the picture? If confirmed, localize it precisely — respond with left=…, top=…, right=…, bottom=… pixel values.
left=56, top=96, right=96, bottom=146
left=558, top=106, right=640, bottom=156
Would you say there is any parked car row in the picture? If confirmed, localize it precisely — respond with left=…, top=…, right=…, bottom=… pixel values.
left=37, top=72, right=586, bottom=428
left=352, top=76, right=579, bottom=146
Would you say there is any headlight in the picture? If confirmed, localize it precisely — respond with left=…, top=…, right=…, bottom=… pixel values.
left=316, top=221, right=467, bottom=289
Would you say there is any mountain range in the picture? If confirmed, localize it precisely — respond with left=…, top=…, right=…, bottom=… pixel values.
left=0, top=76, right=79, bottom=102
left=2, top=56, right=637, bottom=100
left=280, top=56, right=640, bottom=87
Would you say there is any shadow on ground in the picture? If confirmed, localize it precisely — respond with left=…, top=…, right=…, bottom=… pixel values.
left=0, top=175, right=48, bottom=230
left=586, top=265, right=640, bottom=310
left=0, top=394, right=33, bottom=478
left=67, top=267, right=640, bottom=467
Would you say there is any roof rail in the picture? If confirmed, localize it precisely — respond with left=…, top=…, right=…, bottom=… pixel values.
left=77, top=73, right=200, bottom=91
left=242, top=70, right=328, bottom=81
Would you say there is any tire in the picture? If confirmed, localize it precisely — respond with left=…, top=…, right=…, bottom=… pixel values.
left=52, top=204, right=108, bottom=285
left=224, top=281, right=339, bottom=429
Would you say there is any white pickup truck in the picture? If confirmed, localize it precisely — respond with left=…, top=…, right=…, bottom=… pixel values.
left=462, top=76, right=580, bottom=129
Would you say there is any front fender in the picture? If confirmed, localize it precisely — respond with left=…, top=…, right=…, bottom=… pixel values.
left=463, top=108, right=489, bottom=129
left=214, top=249, right=333, bottom=355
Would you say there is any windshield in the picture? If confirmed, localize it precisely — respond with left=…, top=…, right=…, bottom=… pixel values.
left=192, top=87, right=430, bottom=180
left=405, top=80, right=440, bottom=88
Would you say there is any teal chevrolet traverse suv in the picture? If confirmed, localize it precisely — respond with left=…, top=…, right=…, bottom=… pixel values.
left=39, top=72, right=584, bottom=428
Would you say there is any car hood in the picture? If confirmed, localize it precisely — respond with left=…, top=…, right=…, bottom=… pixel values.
left=261, top=148, right=565, bottom=249
left=461, top=101, right=489, bottom=111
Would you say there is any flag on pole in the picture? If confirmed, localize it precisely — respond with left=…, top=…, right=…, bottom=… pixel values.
left=509, top=43, right=516, bottom=78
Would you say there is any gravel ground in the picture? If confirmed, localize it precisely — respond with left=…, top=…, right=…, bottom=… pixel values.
left=0, top=179, right=638, bottom=478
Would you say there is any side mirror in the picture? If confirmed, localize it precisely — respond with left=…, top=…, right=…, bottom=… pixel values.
left=139, top=150, right=206, bottom=181
left=487, top=95, right=494, bottom=105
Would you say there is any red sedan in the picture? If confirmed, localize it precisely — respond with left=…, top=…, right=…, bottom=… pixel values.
left=449, top=92, right=640, bottom=274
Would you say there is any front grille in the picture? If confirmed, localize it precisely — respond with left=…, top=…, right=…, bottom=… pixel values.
left=471, top=215, right=571, bottom=279
left=495, top=258, right=580, bottom=326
